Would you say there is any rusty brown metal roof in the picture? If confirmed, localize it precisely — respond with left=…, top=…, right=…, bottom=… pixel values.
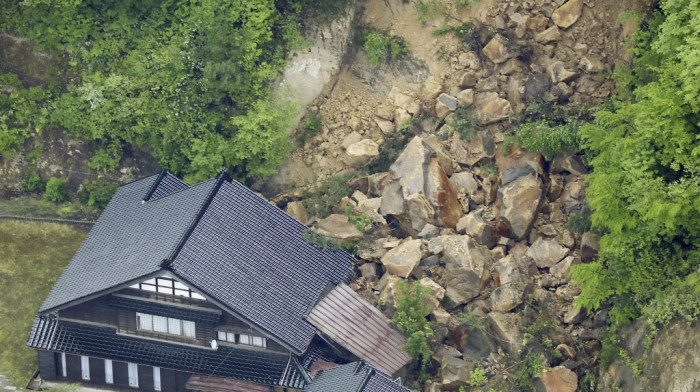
left=186, top=375, right=269, bottom=392
left=306, top=283, right=411, bottom=375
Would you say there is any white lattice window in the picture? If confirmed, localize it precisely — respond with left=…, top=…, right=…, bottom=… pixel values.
left=80, top=356, right=90, bottom=380
left=104, top=359, right=113, bottom=384
left=128, top=362, right=139, bottom=388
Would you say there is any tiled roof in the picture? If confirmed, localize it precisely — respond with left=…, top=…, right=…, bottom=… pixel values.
left=39, top=173, right=218, bottom=313
left=170, top=179, right=355, bottom=352
left=38, top=171, right=356, bottom=354
left=109, top=295, right=222, bottom=324
left=303, top=361, right=410, bottom=392
left=307, top=283, right=411, bottom=375
left=27, top=316, right=307, bottom=389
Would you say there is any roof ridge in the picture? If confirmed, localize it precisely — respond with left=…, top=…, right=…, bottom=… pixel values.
left=164, top=170, right=229, bottom=265
left=142, top=169, right=168, bottom=202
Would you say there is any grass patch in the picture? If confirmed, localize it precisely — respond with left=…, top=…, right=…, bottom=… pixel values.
left=0, top=196, right=100, bottom=221
left=0, top=221, right=87, bottom=385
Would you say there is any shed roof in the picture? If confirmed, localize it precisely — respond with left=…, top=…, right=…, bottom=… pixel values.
left=38, top=171, right=356, bottom=353
left=303, top=361, right=410, bottom=392
left=306, top=283, right=411, bottom=375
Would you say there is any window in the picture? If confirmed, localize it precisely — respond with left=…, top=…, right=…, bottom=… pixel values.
left=137, top=313, right=195, bottom=338
left=61, top=353, right=67, bottom=378
left=104, top=360, right=113, bottom=384
left=238, top=334, right=266, bottom=348
left=81, top=356, right=90, bottom=380
left=217, top=331, right=235, bottom=342
left=128, top=363, right=139, bottom=388
left=153, top=367, right=161, bottom=391
left=130, top=277, right=206, bottom=299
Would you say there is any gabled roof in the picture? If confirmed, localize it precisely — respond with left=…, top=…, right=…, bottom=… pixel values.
left=307, top=283, right=411, bottom=375
left=27, top=316, right=307, bottom=389
left=303, top=361, right=410, bottom=392
left=39, top=171, right=356, bottom=353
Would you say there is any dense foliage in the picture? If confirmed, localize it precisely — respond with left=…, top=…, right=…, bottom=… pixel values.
left=0, top=0, right=353, bottom=182
left=44, top=177, right=70, bottom=203
left=571, top=0, right=700, bottom=328
left=392, top=280, right=434, bottom=380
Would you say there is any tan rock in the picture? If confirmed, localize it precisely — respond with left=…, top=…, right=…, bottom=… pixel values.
left=457, top=89, right=475, bottom=106
left=378, top=273, right=402, bottom=308
left=285, top=201, right=308, bottom=224
left=477, top=96, right=513, bottom=124
left=498, top=174, right=542, bottom=239
left=488, top=311, right=524, bottom=356
left=458, top=70, right=478, bottom=88
left=535, top=25, right=562, bottom=44
left=315, top=214, right=362, bottom=240
left=580, top=55, right=605, bottom=73
left=380, top=239, right=424, bottom=278
left=456, top=210, right=495, bottom=249
left=458, top=51, right=480, bottom=70
left=527, top=14, right=549, bottom=32
left=552, top=0, right=583, bottom=29
left=357, top=197, right=386, bottom=224
left=345, top=139, right=379, bottom=167
left=422, top=76, right=443, bottom=99
left=420, top=277, right=446, bottom=310
left=526, top=238, right=569, bottom=268
left=483, top=34, right=511, bottom=64
left=581, top=231, right=600, bottom=262
left=449, top=171, right=478, bottom=196
left=375, top=117, right=396, bottom=134
left=548, top=61, right=578, bottom=84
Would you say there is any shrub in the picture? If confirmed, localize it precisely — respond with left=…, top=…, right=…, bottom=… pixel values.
left=392, top=280, right=434, bottom=380
left=44, top=177, right=70, bottom=203
left=516, top=120, right=580, bottom=161
left=302, top=173, right=355, bottom=218
left=345, top=207, right=373, bottom=233
left=298, top=111, right=323, bottom=144
left=22, top=169, right=46, bottom=193
left=357, top=29, right=409, bottom=67
left=77, top=180, right=118, bottom=209
left=415, top=0, right=446, bottom=23
left=450, top=105, right=480, bottom=142
left=566, top=206, right=593, bottom=234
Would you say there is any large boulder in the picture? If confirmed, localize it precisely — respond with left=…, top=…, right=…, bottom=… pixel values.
left=475, top=92, right=513, bottom=124
left=314, top=214, right=362, bottom=240
left=439, top=356, right=474, bottom=390
left=498, top=174, right=542, bottom=239
left=526, top=238, right=569, bottom=268
left=380, top=239, right=424, bottom=278
left=285, top=201, right=308, bottom=224
left=420, top=277, right=446, bottom=311
left=456, top=210, right=495, bottom=249
left=551, top=0, right=583, bottom=29
left=450, top=130, right=496, bottom=167
left=483, top=34, right=511, bottom=64
left=429, top=235, right=494, bottom=307
left=581, top=231, right=600, bottom=262
left=491, top=254, right=532, bottom=312
left=380, top=137, right=462, bottom=232
left=535, top=367, right=578, bottom=392
left=345, top=139, right=379, bottom=167
left=488, top=311, right=524, bottom=356
left=449, top=171, right=479, bottom=197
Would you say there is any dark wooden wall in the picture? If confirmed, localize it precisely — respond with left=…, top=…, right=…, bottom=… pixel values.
left=37, top=350, right=56, bottom=381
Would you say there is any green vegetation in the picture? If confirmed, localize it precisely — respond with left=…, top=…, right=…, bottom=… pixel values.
left=0, top=221, right=87, bottom=385
left=44, top=177, right=70, bottom=203
left=355, top=28, right=409, bottom=67
left=302, top=229, right=340, bottom=251
left=571, top=0, right=700, bottom=331
left=77, top=180, right=118, bottom=209
left=298, top=110, right=323, bottom=144
left=302, top=173, right=354, bottom=218
left=450, top=105, right=480, bottom=142
left=516, top=120, right=581, bottom=161
left=392, top=280, right=434, bottom=381
left=345, top=207, right=373, bottom=233
left=415, top=0, right=446, bottom=23
left=477, top=161, right=499, bottom=180
left=22, top=169, right=46, bottom=194
left=566, top=206, right=593, bottom=234
left=0, top=0, right=357, bottom=182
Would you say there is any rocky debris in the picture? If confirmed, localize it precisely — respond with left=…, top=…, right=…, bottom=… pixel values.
left=458, top=70, right=478, bottom=88
left=526, top=238, right=569, bottom=268
left=378, top=273, right=401, bottom=308
left=535, top=366, right=578, bottom=392
left=380, top=239, right=424, bottom=278
left=429, top=235, right=494, bottom=307
left=314, top=214, right=362, bottom=240
left=458, top=51, right=480, bottom=70
left=488, top=311, right=524, bottom=356
left=432, top=306, right=451, bottom=325
left=439, top=356, right=474, bottom=390
left=491, top=254, right=532, bottom=312
left=456, top=88, right=475, bottom=106
left=535, top=25, right=562, bottom=44
left=358, top=262, right=376, bottom=278
left=357, top=197, right=386, bottom=224
left=285, top=201, right=308, bottom=224
left=556, top=344, right=576, bottom=360
left=449, top=171, right=479, bottom=197
left=450, top=130, right=496, bottom=167
left=550, top=154, right=587, bottom=175
left=380, top=137, right=462, bottom=232
left=375, top=117, right=395, bottom=134
left=436, top=93, right=458, bottom=119
left=498, top=174, right=542, bottom=239
left=475, top=92, right=513, bottom=124
left=456, top=210, right=495, bottom=249
left=502, top=164, right=536, bottom=186
left=344, top=139, right=379, bottom=167
left=420, top=277, right=446, bottom=310
left=422, top=76, right=443, bottom=99
left=580, top=231, right=600, bottom=262
left=341, top=131, right=363, bottom=149
left=551, top=0, right=583, bottom=29
left=483, top=34, right=511, bottom=64
left=418, top=224, right=440, bottom=239
left=548, top=61, right=579, bottom=84
left=389, top=87, right=420, bottom=114
left=579, top=55, right=605, bottom=73
left=551, top=255, right=576, bottom=282
left=563, top=304, right=586, bottom=324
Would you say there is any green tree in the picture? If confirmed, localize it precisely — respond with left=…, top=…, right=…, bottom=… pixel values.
left=44, top=178, right=70, bottom=203
left=392, top=280, right=434, bottom=379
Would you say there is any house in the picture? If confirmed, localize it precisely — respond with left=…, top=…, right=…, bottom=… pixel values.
left=27, top=170, right=411, bottom=392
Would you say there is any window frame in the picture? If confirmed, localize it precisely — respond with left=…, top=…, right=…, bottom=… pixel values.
left=80, top=355, right=90, bottom=381
left=104, top=359, right=113, bottom=384
left=130, top=277, right=206, bottom=299
left=136, top=312, right=196, bottom=339
left=127, top=362, right=139, bottom=388
left=60, top=352, right=67, bottom=378
left=153, top=366, right=161, bottom=391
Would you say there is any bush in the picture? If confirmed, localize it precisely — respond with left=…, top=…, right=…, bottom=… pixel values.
left=392, top=280, right=434, bottom=380
left=345, top=207, right=373, bottom=233
left=450, top=105, right=480, bottom=142
left=298, top=111, right=322, bottom=144
left=44, top=178, right=70, bottom=203
left=22, top=169, right=46, bottom=193
left=77, top=180, right=118, bottom=209
left=516, top=120, right=580, bottom=161
left=565, top=206, right=593, bottom=234
left=302, top=173, right=355, bottom=218
left=357, top=29, right=409, bottom=67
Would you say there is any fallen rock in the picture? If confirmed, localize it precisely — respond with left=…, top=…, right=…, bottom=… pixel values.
left=457, top=88, right=475, bottom=106
left=375, top=117, right=396, bottom=134
left=357, top=197, right=386, bottom=224
left=380, top=239, right=424, bottom=278
left=432, top=307, right=451, bottom=325
left=359, top=262, right=376, bottom=278
left=489, top=311, right=524, bottom=356
left=551, top=0, right=583, bottom=29
left=450, top=171, right=479, bottom=197
left=548, top=61, right=578, bottom=84
left=551, top=255, right=576, bottom=281
left=345, top=139, right=379, bottom=167
left=315, top=214, right=362, bottom=240
left=458, top=70, right=478, bottom=88
left=436, top=93, right=458, bottom=119
left=580, top=55, right=605, bottom=73
left=550, top=154, right=587, bottom=175
left=450, top=130, right=496, bottom=167
left=526, top=238, right=569, bottom=268
left=563, top=304, right=586, bottom=324
left=380, top=137, right=462, bottom=232
left=422, top=76, right=443, bottom=99
left=285, top=201, right=308, bottom=224
left=477, top=95, right=513, bottom=124
left=378, top=273, right=402, bottom=308
left=440, top=356, right=474, bottom=390
left=456, top=210, right=495, bottom=249
left=535, top=25, right=562, bottom=44
left=527, top=14, right=549, bottom=32
left=458, top=51, right=480, bottom=69
left=420, top=277, right=446, bottom=310
left=498, top=174, right=542, bottom=239
left=580, top=231, right=600, bottom=262
left=535, top=366, right=578, bottom=392
left=430, top=235, right=494, bottom=306
left=483, top=34, right=511, bottom=64
left=342, top=131, right=363, bottom=149
left=491, top=254, right=531, bottom=312
left=389, top=87, right=421, bottom=114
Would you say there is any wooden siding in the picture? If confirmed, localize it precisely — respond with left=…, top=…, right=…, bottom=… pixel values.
left=37, top=351, right=56, bottom=381
left=306, top=283, right=412, bottom=375
left=59, top=296, right=117, bottom=326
